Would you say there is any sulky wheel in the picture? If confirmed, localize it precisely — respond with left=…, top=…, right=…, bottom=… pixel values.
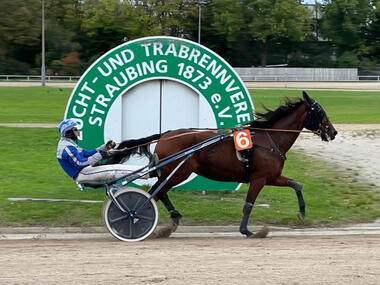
left=102, top=187, right=158, bottom=242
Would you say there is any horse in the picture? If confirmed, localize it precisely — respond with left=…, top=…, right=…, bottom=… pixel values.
left=106, top=91, right=337, bottom=238
left=146, top=91, right=337, bottom=238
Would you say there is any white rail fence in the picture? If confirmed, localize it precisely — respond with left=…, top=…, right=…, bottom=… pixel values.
left=0, top=74, right=379, bottom=82
left=234, top=67, right=365, bottom=81
left=0, top=75, right=80, bottom=81
left=237, top=75, right=380, bottom=81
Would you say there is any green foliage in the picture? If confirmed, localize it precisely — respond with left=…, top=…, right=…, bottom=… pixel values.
left=0, top=0, right=41, bottom=51
left=320, top=0, right=372, bottom=56
left=246, top=0, right=311, bottom=42
left=364, top=1, right=380, bottom=62
left=0, top=0, right=41, bottom=71
left=337, top=51, right=360, bottom=68
left=245, top=0, right=311, bottom=65
left=210, top=0, right=245, bottom=43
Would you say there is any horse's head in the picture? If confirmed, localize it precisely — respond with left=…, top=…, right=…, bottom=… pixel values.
left=302, top=91, right=337, bottom=142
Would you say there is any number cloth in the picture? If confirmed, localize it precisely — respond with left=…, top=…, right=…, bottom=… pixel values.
left=233, top=130, right=253, bottom=151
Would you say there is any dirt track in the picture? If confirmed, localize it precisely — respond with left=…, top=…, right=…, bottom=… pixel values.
left=1, top=82, right=379, bottom=284
left=294, top=124, right=380, bottom=188
left=1, top=235, right=379, bottom=284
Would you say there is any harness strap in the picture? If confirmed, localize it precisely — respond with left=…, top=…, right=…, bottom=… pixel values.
left=265, top=131, right=286, bottom=160
left=236, top=131, right=255, bottom=183
left=241, top=148, right=254, bottom=183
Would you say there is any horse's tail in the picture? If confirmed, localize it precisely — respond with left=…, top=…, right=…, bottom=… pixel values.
left=117, top=133, right=161, bottom=149
left=104, top=133, right=162, bottom=165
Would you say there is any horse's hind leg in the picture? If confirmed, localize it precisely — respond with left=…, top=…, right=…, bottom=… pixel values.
left=148, top=170, right=192, bottom=233
left=157, top=191, right=182, bottom=231
left=268, top=176, right=306, bottom=221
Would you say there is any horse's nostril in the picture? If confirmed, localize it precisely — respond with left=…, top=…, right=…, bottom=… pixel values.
left=334, top=130, right=338, bottom=136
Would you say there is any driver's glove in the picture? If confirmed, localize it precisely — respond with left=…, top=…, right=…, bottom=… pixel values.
left=106, top=140, right=116, bottom=150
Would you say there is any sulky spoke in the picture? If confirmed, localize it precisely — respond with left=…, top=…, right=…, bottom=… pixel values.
left=108, top=214, right=129, bottom=225
left=132, top=195, right=143, bottom=210
left=136, top=214, right=154, bottom=222
left=117, top=196, right=131, bottom=212
left=126, top=219, right=134, bottom=238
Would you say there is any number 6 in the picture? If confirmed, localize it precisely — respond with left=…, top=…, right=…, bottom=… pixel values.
left=233, top=130, right=252, bottom=151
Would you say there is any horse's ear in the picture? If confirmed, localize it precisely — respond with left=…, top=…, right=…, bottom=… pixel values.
left=302, top=91, right=313, bottom=106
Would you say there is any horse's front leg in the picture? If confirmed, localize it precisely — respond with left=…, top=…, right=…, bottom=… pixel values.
left=240, top=177, right=268, bottom=238
left=268, top=175, right=306, bottom=221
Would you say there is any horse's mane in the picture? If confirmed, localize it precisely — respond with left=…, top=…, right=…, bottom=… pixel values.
left=248, top=97, right=304, bottom=128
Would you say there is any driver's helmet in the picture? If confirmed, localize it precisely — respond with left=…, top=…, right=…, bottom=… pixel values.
left=58, top=118, right=78, bottom=138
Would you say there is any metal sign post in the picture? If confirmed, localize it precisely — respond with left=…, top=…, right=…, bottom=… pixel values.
left=41, top=0, right=46, bottom=86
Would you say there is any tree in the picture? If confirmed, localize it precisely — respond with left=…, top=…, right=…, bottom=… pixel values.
left=0, top=0, right=41, bottom=61
left=244, top=0, right=311, bottom=66
left=320, top=0, right=372, bottom=56
left=209, top=0, right=245, bottom=43
left=365, top=1, right=380, bottom=63
left=60, top=51, right=80, bottom=74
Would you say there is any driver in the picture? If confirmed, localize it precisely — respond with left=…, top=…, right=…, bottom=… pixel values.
left=56, top=118, right=152, bottom=185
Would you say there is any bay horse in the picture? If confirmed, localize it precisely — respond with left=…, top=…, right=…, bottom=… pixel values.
left=146, top=91, right=337, bottom=237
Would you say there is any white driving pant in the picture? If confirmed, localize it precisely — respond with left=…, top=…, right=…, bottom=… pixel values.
left=76, top=164, right=146, bottom=184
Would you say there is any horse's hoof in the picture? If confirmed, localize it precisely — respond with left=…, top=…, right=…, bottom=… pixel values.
left=248, top=226, right=269, bottom=238
left=170, top=222, right=179, bottom=233
left=298, top=212, right=305, bottom=222
left=240, top=228, right=253, bottom=237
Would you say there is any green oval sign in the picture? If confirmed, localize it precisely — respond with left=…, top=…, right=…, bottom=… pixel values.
left=65, top=36, right=254, bottom=190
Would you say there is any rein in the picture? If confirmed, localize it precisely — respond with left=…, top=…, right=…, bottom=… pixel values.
left=110, top=126, right=316, bottom=154
left=247, top=127, right=317, bottom=134
left=188, top=126, right=317, bottom=134
left=110, top=130, right=218, bottom=153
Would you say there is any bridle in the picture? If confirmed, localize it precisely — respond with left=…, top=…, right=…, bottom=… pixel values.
left=303, top=100, right=330, bottom=139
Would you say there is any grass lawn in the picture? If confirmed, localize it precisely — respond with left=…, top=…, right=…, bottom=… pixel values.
left=0, top=87, right=71, bottom=123
left=0, top=86, right=379, bottom=227
left=0, top=127, right=379, bottom=227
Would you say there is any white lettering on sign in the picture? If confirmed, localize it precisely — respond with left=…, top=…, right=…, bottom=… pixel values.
left=177, top=63, right=212, bottom=90
left=218, top=106, right=232, bottom=118
left=165, top=43, right=177, bottom=56
left=225, top=79, right=239, bottom=92
left=75, top=93, right=91, bottom=107
left=211, top=93, right=221, bottom=104
left=105, top=84, right=120, bottom=98
left=67, top=38, right=253, bottom=144
left=97, top=49, right=135, bottom=77
left=73, top=105, right=86, bottom=117
left=81, top=81, right=95, bottom=94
